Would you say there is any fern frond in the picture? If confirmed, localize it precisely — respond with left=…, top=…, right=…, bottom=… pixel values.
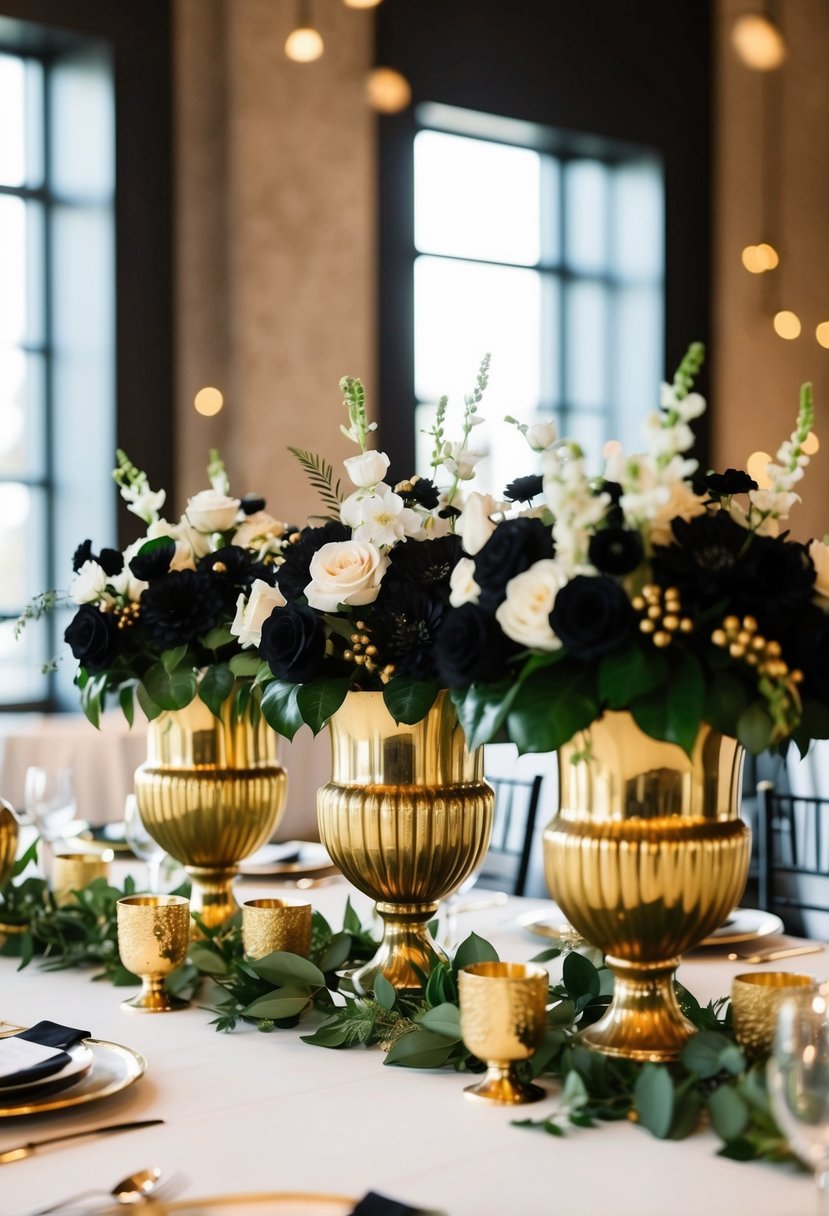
left=288, top=447, right=344, bottom=519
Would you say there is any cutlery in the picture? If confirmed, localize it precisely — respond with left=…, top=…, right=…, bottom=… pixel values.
left=24, top=1165, right=165, bottom=1216
left=0, top=1118, right=164, bottom=1165
left=727, top=944, right=825, bottom=965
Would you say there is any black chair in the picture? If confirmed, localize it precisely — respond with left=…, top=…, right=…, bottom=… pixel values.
left=756, top=781, right=829, bottom=938
left=474, top=774, right=543, bottom=898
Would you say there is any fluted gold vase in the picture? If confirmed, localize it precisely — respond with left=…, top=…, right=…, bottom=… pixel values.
left=134, top=697, right=287, bottom=931
left=0, top=800, right=18, bottom=890
left=317, top=691, right=493, bottom=995
left=544, top=712, right=750, bottom=1061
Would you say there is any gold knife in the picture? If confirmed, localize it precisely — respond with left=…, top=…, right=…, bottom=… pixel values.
left=727, top=944, right=825, bottom=965
left=0, top=1118, right=164, bottom=1164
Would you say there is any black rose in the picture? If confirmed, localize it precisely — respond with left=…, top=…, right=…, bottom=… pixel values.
left=503, top=474, right=543, bottom=504
left=434, top=603, right=517, bottom=686
left=549, top=575, right=634, bottom=661
left=704, top=469, right=758, bottom=498
left=588, top=527, right=644, bottom=576
left=276, top=521, right=350, bottom=600
left=72, top=539, right=123, bottom=577
left=260, top=604, right=326, bottom=683
left=140, top=570, right=224, bottom=648
left=130, top=538, right=176, bottom=582
left=240, top=494, right=266, bottom=515
left=397, top=477, right=440, bottom=511
left=64, top=604, right=121, bottom=673
left=473, top=517, right=555, bottom=610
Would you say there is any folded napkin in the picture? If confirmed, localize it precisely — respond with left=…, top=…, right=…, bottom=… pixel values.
left=0, top=1021, right=90, bottom=1089
left=351, top=1194, right=444, bottom=1216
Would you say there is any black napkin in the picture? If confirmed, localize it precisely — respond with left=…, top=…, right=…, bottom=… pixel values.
left=351, top=1194, right=444, bottom=1216
left=0, top=1020, right=91, bottom=1089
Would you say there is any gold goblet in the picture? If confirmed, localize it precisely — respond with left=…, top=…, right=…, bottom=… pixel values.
left=52, top=851, right=113, bottom=907
left=242, top=898, right=312, bottom=959
left=116, top=894, right=190, bottom=1012
left=732, top=971, right=817, bottom=1058
left=459, top=961, right=548, bottom=1104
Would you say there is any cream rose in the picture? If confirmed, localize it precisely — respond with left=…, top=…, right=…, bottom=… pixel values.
left=231, top=579, right=287, bottom=648
left=305, top=540, right=388, bottom=612
left=810, top=539, right=829, bottom=598
left=344, top=450, right=390, bottom=488
left=69, top=560, right=108, bottom=605
left=185, top=489, right=241, bottom=533
left=232, top=511, right=285, bottom=550
left=449, top=557, right=480, bottom=607
left=495, top=559, right=567, bottom=650
left=457, top=492, right=500, bottom=556
left=146, top=519, right=197, bottom=571
left=522, top=421, right=558, bottom=452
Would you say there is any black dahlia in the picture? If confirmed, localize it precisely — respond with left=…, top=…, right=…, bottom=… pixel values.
left=140, top=570, right=224, bottom=648
left=369, top=583, right=449, bottom=680
left=130, top=537, right=176, bottom=582
left=276, top=521, right=350, bottom=600
left=72, top=539, right=123, bottom=578
left=260, top=604, right=326, bottom=682
left=199, top=546, right=275, bottom=600
left=549, top=575, right=634, bottom=661
left=473, top=517, right=555, bottom=610
left=384, top=534, right=463, bottom=588
left=397, top=477, right=440, bottom=511
left=64, top=604, right=121, bottom=672
left=703, top=469, right=758, bottom=498
left=588, top=527, right=644, bottom=577
left=651, top=512, right=749, bottom=610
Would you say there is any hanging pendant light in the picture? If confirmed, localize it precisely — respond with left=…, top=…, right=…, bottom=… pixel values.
left=285, top=0, right=324, bottom=62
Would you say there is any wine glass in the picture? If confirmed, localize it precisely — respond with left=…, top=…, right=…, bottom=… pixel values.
left=24, top=767, right=77, bottom=872
left=124, top=794, right=167, bottom=893
left=768, top=991, right=829, bottom=1213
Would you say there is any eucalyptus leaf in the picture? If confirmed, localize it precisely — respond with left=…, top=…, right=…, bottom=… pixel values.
left=384, top=1028, right=460, bottom=1069
left=453, top=932, right=499, bottom=973
left=242, top=991, right=310, bottom=1020
left=633, top=1064, right=674, bottom=1139
left=679, top=1031, right=736, bottom=1080
left=418, top=1002, right=462, bottom=1039
left=249, top=952, right=326, bottom=989
left=202, top=624, right=235, bottom=651
left=372, top=972, right=397, bottom=1011
left=317, top=931, right=353, bottom=973
left=708, top=1086, right=750, bottom=1142
left=562, top=951, right=600, bottom=1000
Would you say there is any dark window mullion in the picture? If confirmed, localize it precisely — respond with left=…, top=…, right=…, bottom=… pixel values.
left=41, top=51, right=56, bottom=708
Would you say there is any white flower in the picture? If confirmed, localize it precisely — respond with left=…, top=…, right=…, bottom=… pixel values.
left=809, top=540, right=829, bottom=598
left=441, top=442, right=486, bottom=481
left=344, top=450, right=390, bottom=488
left=457, top=492, right=501, bottom=556
left=449, top=557, right=480, bottom=607
left=340, top=485, right=420, bottom=547
left=643, top=413, right=695, bottom=458
left=495, top=560, right=567, bottom=651
left=123, top=487, right=166, bottom=525
left=232, top=512, right=285, bottom=550
left=69, top=560, right=108, bottom=605
left=110, top=541, right=149, bottom=602
left=520, top=421, right=558, bottom=452
left=647, top=480, right=708, bottom=546
left=145, top=520, right=198, bottom=571
left=185, top=489, right=241, bottom=533
left=230, top=579, right=286, bottom=648
left=305, top=540, right=388, bottom=611
left=748, top=487, right=800, bottom=521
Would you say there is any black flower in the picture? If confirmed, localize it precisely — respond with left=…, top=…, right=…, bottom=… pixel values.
left=240, top=494, right=266, bottom=515
left=651, top=512, right=749, bottom=610
left=503, top=475, right=543, bottom=504
left=434, top=603, right=517, bottom=686
left=703, top=469, right=758, bottom=498
left=140, top=570, right=224, bottom=648
left=396, top=477, right=439, bottom=511
left=549, top=575, right=634, bottom=661
left=260, top=604, right=326, bottom=682
left=64, top=604, right=121, bottom=672
left=276, top=521, right=350, bottom=600
left=588, top=527, right=644, bottom=576
left=72, top=539, right=123, bottom=578
left=369, top=583, right=449, bottom=680
left=199, top=545, right=275, bottom=601
left=474, top=518, right=555, bottom=610
left=130, top=538, right=176, bottom=582
left=384, top=534, right=463, bottom=588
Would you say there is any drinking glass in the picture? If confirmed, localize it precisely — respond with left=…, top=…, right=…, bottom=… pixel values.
left=24, top=767, right=77, bottom=871
left=124, top=794, right=166, bottom=893
left=768, top=991, right=829, bottom=1213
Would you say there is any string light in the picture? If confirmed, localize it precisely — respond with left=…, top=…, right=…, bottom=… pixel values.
left=194, top=386, right=224, bottom=416
left=816, top=323, right=829, bottom=350
left=285, top=0, right=324, bottom=62
left=803, top=431, right=820, bottom=456
left=747, top=451, right=773, bottom=489
left=366, top=67, right=411, bottom=113
left=731, top=14, right=787, bottom=71
left=773, top=310, right=801, bottom=340
left=343, top=0, right=382, bottom=7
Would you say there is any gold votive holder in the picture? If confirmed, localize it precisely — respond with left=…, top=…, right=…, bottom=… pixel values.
left=53, top=851, right=113, bottom=907
left=116, top=894, right=190, bottom=1012
left=459, top=961, right=548, bottom=1105
left=732, top=971, right=817, bottom=1057
left=242, top=898, right=312, bottom=959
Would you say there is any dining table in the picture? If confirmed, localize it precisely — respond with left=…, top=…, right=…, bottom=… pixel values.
left=0, top=866, right=824, bottom=1216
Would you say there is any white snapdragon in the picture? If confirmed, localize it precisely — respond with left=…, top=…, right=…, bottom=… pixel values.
left=185, top=489, right=241, bottom=533
left=441, top=441, right=486, bottom=481
left=340, top=485, right=420, bottom=548
left=305, top=540, right=388, bottom=611
left=111, top=540, right=149, bottom=602
left=344, top=450, right=391, bottom=488
left=230, top=579, right=286, bottom=648
left=69, top=560, right=108, bottom=605
left=457, top=492, right=501, bottom=556
left=660, top=382, right=706, bottom=422
left=122, top=486, right=166, bottom=526
left=543, top=445, right=610, bottom=571
left=809, top=539, right=829, bottom=599
left=615, top=454, right=706, bottom=545
left=495, top=559, right=567, bottom=651
left=448, top=557, right=480, bottom=607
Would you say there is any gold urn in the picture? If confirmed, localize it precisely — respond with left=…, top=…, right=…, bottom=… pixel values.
left=544, top=711, right=749, bottom=1061
left=0, top=799, right=18, bottom=890
left=317, top=690, right=493, bottom=994
left=134, top=696, right=287, bottom=930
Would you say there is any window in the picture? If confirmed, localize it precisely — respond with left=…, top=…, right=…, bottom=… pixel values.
left=0, top=41, right=115, bottom=709
left=411, top=105, right=665, bottom=496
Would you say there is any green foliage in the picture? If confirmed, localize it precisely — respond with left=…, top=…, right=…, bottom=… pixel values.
left=382, top=679, right=440, bottom=727
left=288, top=447, right=343, bottom=520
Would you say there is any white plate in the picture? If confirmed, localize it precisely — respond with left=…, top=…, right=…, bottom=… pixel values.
left=157, top=1193, right=354, bottom=1215
left=700, top=907, right=785, bottom=946
left=238, top=841, right=336, bottom=879
left=0, top=1039, right=146, bottom=1117
left=0, top=1041, right=93, bottom=1096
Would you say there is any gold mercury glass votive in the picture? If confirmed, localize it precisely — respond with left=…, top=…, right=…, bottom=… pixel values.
left=731, top=971, right=817, bottom=1057
left=117, top=894, right=191, bottom=1012
left=52, top=851, right=113, bottom=908
left=459, top=961, right=548, bottom=1105
left=242, top=898, right=312, bottom=959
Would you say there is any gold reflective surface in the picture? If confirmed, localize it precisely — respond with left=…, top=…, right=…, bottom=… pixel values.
left=544, top=711, right=750, bottom=1061
left=459, top=961, right=548, bottom=1104
left=732, top=971, right=816, bottom=1057
left=117, top=894, right=191, bottom=1012
left=242, top=898, right=312, bottom=959
left=0, top=800, right=18, bottom=890
left=52, top=852, right=111, bottom=907
left=317, top=691, right=493, bottom=994
left=135, top=698, right=287, bottom=930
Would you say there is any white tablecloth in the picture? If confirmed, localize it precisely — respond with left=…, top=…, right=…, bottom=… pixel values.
left=0, top=874, right=822, bottom=1216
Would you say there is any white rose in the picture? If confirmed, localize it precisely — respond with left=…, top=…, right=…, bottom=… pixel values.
left=305, top=541, right=388, bottom=611
left=809, top=540, right=829, bottom=598
left=495, top=560, right=567, bottom=651
left=175, top=516, right=213, bottom=559
left=344, top=450, right=390, bottom=488
left=111, top=540, right=149, bottom=602
left=449, top=557, right=480, bottom=607
left=230, top=579, right=286, bottom=648
left=185, top=489, right=241, bottom=533
left=457, top=492, right=500, bottom=556
left=522, top=421, right=557, bottom=452
left=146, top=520, right=197, bottom=571
left=441, top=442, right=486, bottom=481
left=69, top=560, right=108, bottom=604
left=233, top=511, right=285, bottom=550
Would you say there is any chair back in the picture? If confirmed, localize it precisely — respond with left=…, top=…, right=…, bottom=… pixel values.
left=476, top=774, right=543, bottom=897
left=757, top=781, right=829, bottom=939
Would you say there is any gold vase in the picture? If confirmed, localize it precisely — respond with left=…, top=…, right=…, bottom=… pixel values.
left=134, top=696, right=287, bottom=930
left=544, top=711, right=749, bottom=1061
left=317, top=690, right=493, bottom=995
left=0, top=800, right=18, bottom=890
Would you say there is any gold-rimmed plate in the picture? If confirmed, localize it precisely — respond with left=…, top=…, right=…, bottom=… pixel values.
left=238, top=842, right=339, bottom=882
left=156, top=1193, right=355, bottom=1215
left=700, top=908, right=785, bottom=946
left=0, top=1039, right=146, bottom=1117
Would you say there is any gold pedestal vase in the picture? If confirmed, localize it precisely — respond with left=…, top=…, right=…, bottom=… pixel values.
left=544, top=711, right=750, bottom=1062
left=134, top=697, right=287, bottom=931
left=0, top=800, right=18, bottom=890
left=317, top=691, right=493, bottom=995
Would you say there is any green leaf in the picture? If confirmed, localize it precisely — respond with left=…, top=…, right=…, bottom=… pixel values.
left=450, top=678, right=521, bottom=750
left=301, top=1021, right=354, bottom=1048
left=707, top=1086, right=750, bottom=1142
left=598, top=643, right=667, bottom=710
left=385, top=1028, right=459, bottom=1069
left=198, top=664, right=235, bottom=719
left=453, top=932, right=499, bottom=973
left=296, top=678, right=351, bottom=734
left=261, top=680, right=305, bottom=741
left=317, top=931, right=352, bottom=973
left=418, top=1002, right=461, bottom=1039
left=373, top=972, right=397, bottom=1011
left=737, top=702, right=775, bottom=755
left=242, top=991, right=310, bottom=1020
left=631, top=649, right=705, bottom=756
left=679, top=1031, right=736, bottom=1080
left=669, top=1088, right=702, bottom=1140
left=633, top=1064, right=675, bottom=1139
left=118, top=684, right=135, bottom=728
left=136, top=681, right=163, bottom=721
left=506, top=662, right=599, bottom=754
left=202, top=625, right=235, bottom=651
left=562, top=951, right=601, bottom=1000
left=188, top=942, right=230, bottom=977
left=799, top=697, right=829, bottom=741
left=142, top=663, right=198, bottom=711
left=703, top=670, right=750, bottom=739
left=162, top=644, right=189, bottom=674
left=229, top=653, right=262, bottom=678
left=248, top=952, right=326, bottom=988
left=382, top=678, right=439, bottom=726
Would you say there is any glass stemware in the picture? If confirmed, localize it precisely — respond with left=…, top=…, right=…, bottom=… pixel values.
left=768, top=991, right=829, bottom=1214
left=123, top=794, right=166, bottom=893
left=23, top=766, right=77, bottom=871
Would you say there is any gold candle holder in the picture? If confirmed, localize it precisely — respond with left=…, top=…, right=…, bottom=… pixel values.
left=52, top=851, right=113, bottom=907
left=242, top=898, right=312, bottom=959
left=116, top=894, right=190, bottom=1012
left=459, top=961, right=548, bottom=1105
left=732, top=971, right=817, bottom=1057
